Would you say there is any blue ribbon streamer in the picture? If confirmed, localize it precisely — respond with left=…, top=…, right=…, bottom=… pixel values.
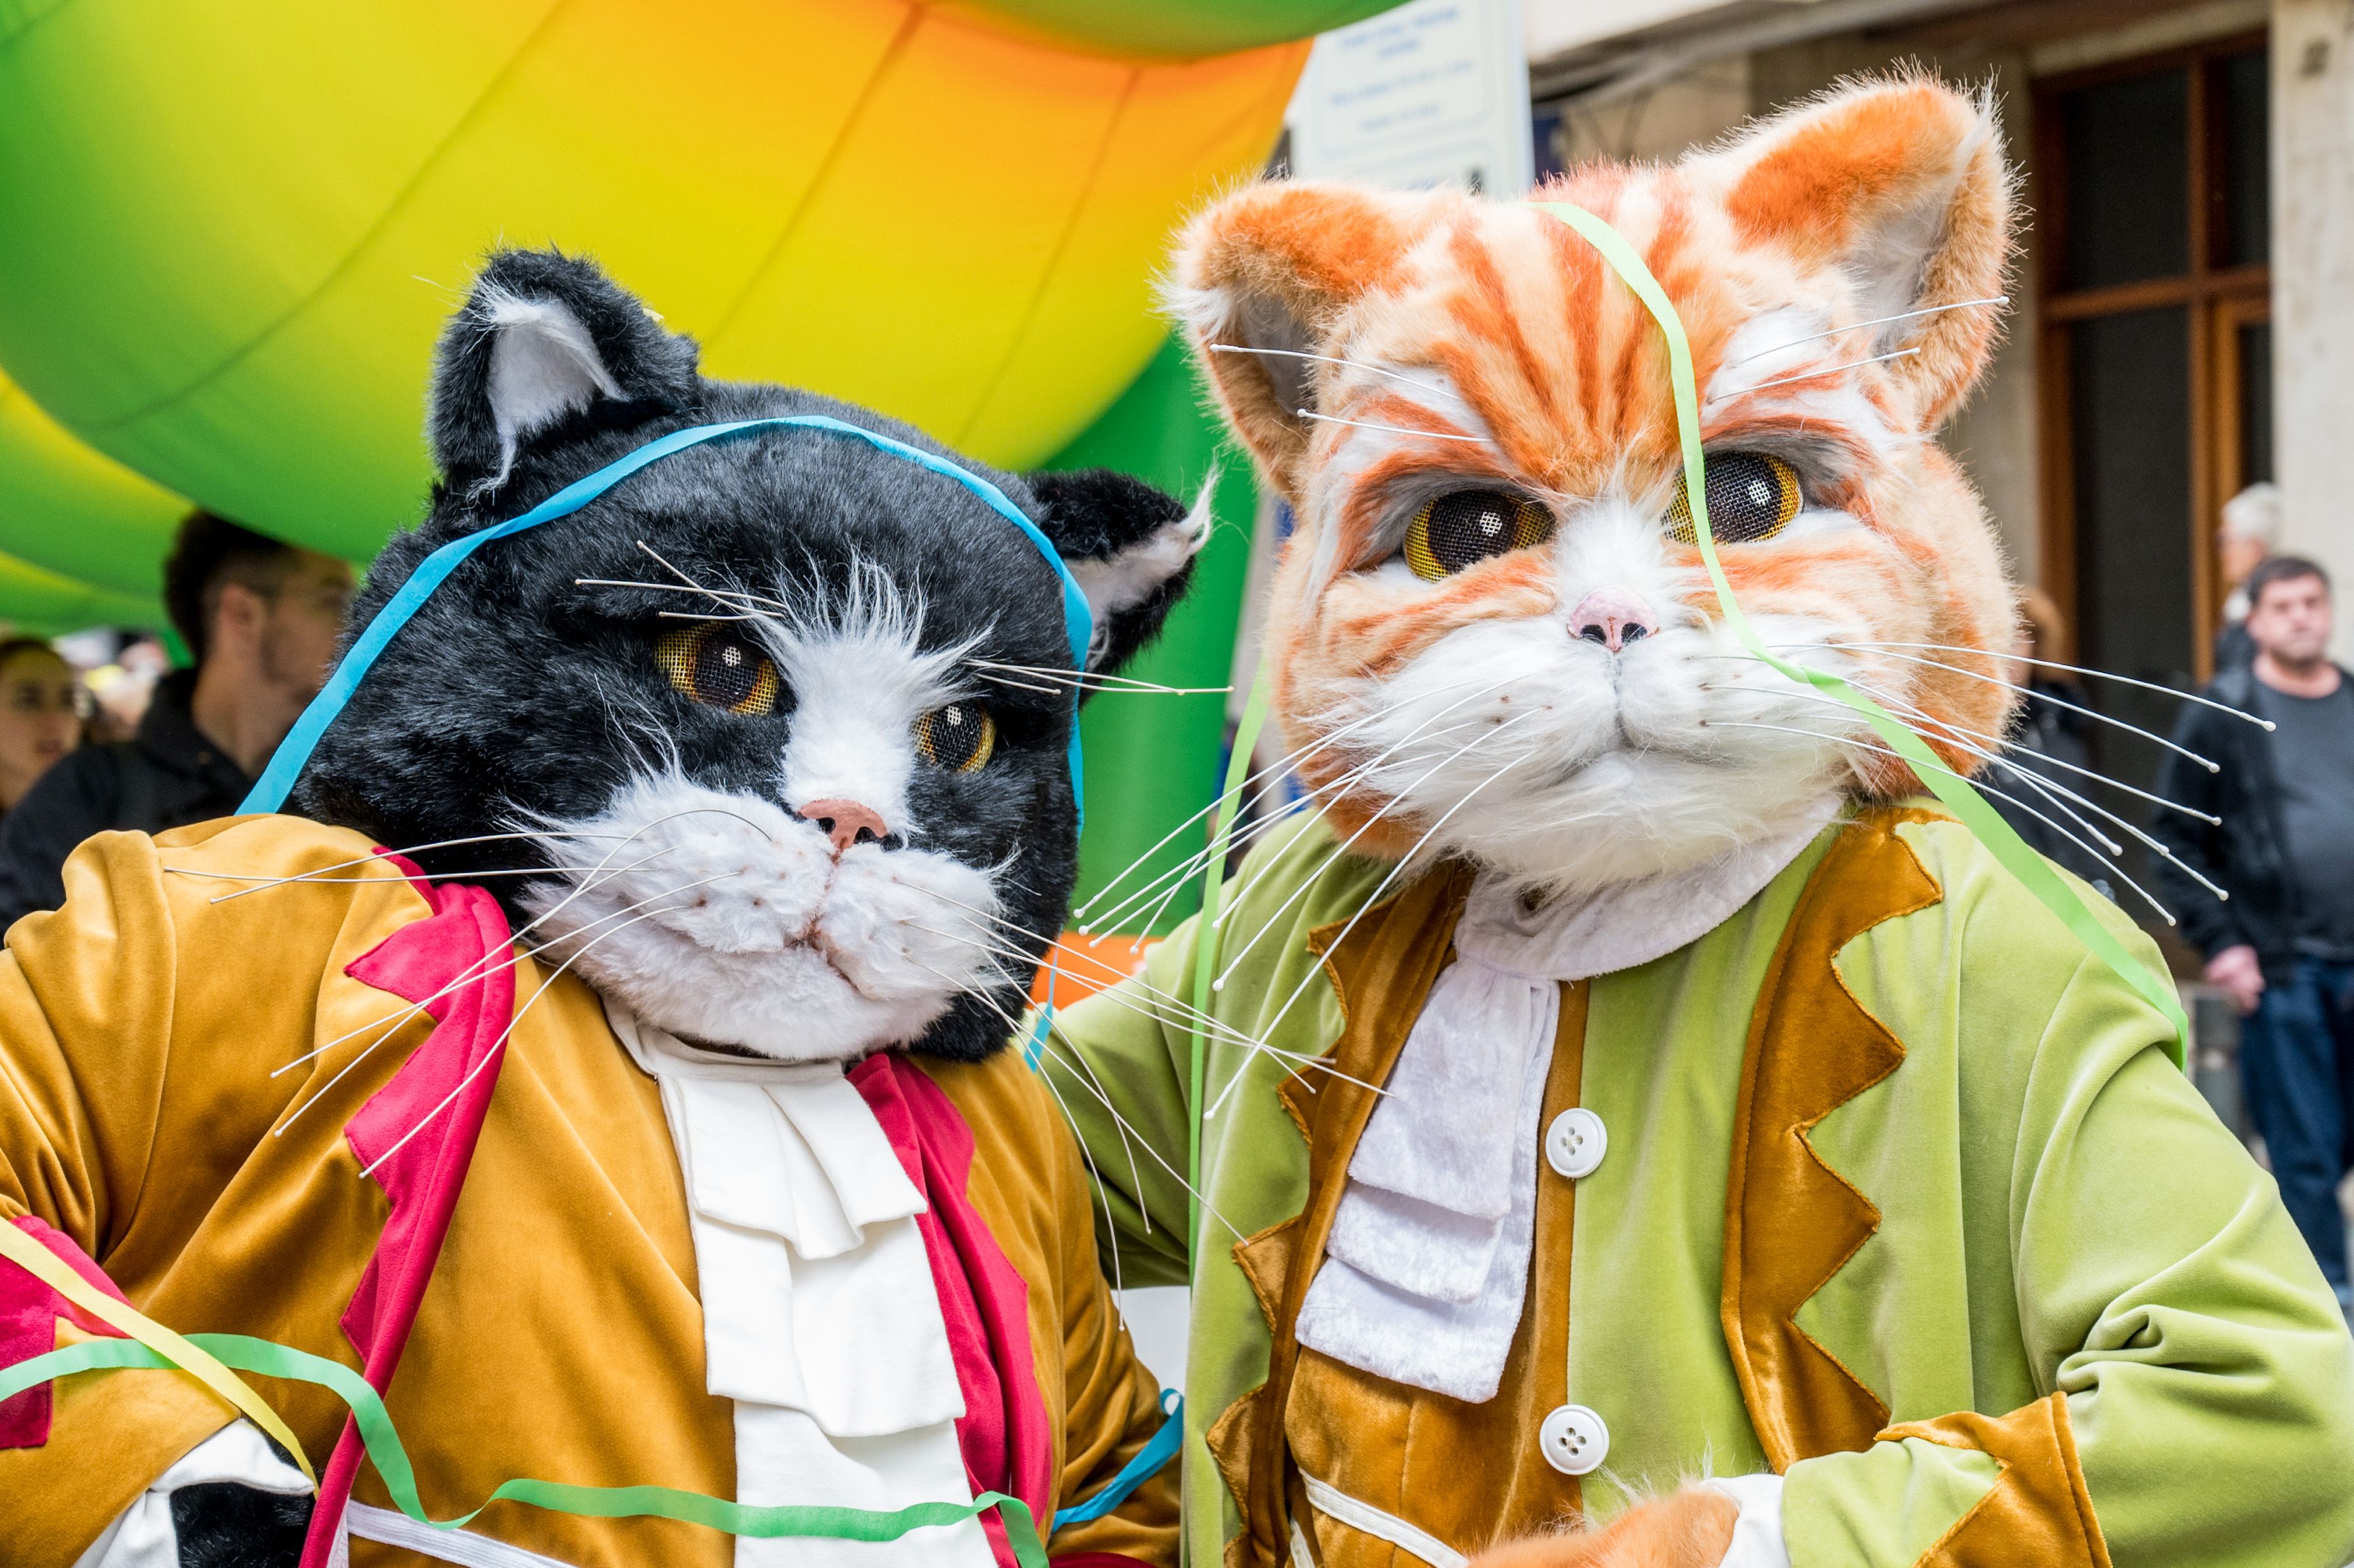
left=1051, top=1390, right=1183, bottom=1528
left=241, top=416, right=1093, bottom=820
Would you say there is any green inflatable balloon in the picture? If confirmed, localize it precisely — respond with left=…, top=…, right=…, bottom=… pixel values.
left=0, top=0, right=1344, bottom=566
left=0, top=373, right=179, bottom=608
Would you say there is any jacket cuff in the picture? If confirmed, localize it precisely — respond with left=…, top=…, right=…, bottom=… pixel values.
left=72, top=1421, right=310, bottom=1568
left=0, top=1220, right=237, bottom=1567
left=1703, top=1474, right=1788, bottom=1568
left=1781, top=1393, right=2110, bottom=1568
left=1872, top=1394, right=2110, bottom=1567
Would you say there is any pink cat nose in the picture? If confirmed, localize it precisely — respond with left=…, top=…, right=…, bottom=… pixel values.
left=1567, top=589, right=1659, bottom=653
left=796, top=798, right=890, bottom=853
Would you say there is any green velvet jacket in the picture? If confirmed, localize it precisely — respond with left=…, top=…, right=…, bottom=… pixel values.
left=1040, top=805, right=2354, bottom=1568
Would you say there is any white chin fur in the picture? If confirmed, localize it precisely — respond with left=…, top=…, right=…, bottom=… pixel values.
left=520, top=775, right=1005, bottom=1061
left=1323, top=609, right=1862, bottom=893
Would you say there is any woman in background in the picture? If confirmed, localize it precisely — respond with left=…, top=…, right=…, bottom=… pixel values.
left=0, top=637, right=81, bottom=818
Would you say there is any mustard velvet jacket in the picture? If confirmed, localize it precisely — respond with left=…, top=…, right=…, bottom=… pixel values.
left=1040, top=805, right=2354, bottom=1568
left=0, top=817, right=1176, bottom=1568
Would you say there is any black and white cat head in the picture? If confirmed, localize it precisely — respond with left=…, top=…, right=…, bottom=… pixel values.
left=297, top=247, right=1203, bottom=1063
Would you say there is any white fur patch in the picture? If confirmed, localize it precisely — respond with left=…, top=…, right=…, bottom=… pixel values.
left=1313, top=492, right=1882, bottom=892
left=482, top=290, right=623, bottom=485
left=1301, top=362, right=1500, bottom=598
left=1065, top=481, right=1211, bottom=667
left=520, top=774, right=1005, bottom=1061
left=759, top=572, right=969, bottom=837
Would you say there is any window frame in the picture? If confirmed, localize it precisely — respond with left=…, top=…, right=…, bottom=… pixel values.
left=2033, top=29, right=2271, bottom=683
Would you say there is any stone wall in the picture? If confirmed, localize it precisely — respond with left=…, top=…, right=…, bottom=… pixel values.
left=2272, top=0, right=2354, bottom=658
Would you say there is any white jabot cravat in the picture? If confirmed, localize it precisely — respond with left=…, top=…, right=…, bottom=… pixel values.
left=605, top=1000, right=994, bottom=1568
left=1294, top=803, right=1840, bottom=1401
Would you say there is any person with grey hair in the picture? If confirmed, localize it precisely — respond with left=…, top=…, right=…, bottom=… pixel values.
left=2215, top=481, right=2281, bottom=670
left=2157, top=554, right=2354, bottom=1317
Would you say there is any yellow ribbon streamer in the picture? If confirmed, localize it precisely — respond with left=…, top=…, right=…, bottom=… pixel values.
left=0, top=1217, right=315, bottom=1481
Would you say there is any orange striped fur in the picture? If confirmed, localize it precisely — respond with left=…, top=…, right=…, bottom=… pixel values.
left=1170, top=76, right=2021, bottom=890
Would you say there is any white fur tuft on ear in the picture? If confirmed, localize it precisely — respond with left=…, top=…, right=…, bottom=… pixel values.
left=1066, top=475, right=1213, bottom=668
left=481, top=288, right=623, bottom=486
left=1846, top=108, right=1996, bottom=349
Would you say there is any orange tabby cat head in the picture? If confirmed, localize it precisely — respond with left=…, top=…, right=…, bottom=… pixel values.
left=1172, top=76, right=2018, bottom=889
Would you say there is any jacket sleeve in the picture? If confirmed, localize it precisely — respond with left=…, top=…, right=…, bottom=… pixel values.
left=1031, top=914, right=1209, bottom=1288
left=0, top=830, right=249, bottom=1565
left=0, top=749, right=123, bottom=930
left=1041, top=1080, right=1181, bottom=1568
left=1779, top=952, right=2354, bottom=1567
left=2148, top=705, right=2244, bottom=959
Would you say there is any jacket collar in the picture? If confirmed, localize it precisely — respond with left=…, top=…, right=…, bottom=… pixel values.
left=135, top=669, right=255, bottom=793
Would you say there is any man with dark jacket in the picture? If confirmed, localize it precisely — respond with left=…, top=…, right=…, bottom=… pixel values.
left=2155, top=555, right=2354, bottom=1309
left=0, top=513, right=350, bottom=926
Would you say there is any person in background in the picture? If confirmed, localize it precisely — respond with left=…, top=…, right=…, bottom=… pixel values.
left=80, top=632, right=169, bottom=745
left=2154, top=556, right=2354, bottom=1315
left=0, top=512, right=352, bottom=926
left=1992, top=585, right=2114, bottom=901
left=2214, top=481, right=2280, bottom=671
left=0, top=637, right=81, bottom=818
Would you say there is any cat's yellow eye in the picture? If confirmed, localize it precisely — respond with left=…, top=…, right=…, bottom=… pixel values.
left=1402, top=490, right=1554, bottom=580
left=915, top=702, right=996, bottom=773
left=1665, top=452, right=1803, bottom=545
left=655, top=623, right=782, bottom=716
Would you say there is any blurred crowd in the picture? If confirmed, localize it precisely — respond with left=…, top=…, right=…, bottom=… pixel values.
left=0, top=512, right=350, bottom=925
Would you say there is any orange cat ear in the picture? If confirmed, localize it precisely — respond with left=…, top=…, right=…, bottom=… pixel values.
left=1168, top=181, right=1448, bottom=500
left=1697, top=76, right=2014, bottom=428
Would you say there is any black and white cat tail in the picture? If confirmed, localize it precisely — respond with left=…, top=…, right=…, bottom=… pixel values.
left=1027, top=467, right=1210, bottom=681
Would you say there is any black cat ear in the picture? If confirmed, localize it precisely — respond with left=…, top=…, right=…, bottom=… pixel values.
left=1027, top=469, right=1209, bottom=679
left=428, top=247, right=702, bottom=494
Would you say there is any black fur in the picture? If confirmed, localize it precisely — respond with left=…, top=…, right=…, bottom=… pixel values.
left=169, top=1483, right=309, bottom=1567
left=1030, top=469, right=1200, bottom=675
left=427, top=248, right=701, bottom=493
left=292, top=247, right=1192, bottom=1065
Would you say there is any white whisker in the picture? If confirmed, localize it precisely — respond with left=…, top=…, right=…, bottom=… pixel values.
left=1706, top=719, right=2178, bottom=925
left=185, top=829, right=630, bottom=902
left=1208, top=342, right=1451, bottom=397
left=357, top=885, right=737, bottom=1180
left=1296, top=409, right=1488, bottom=445
left=1716, top=346, right=1920, bottom=400
left=1768, top=685, right=2127, bottom=856
left=270, top=858, right=723, bottom=1135
left=1760, top=644, right=2222, bottom=772
left=1072, top=672, right=1507, bottom=922
left=270, top=803, right=780, bottom=1084
left=1214, top=734, right=1550, bottom=1117
left=1205, top=674, right=1532, bottom=930
left=1810, top=678, right=2233, bottom=899
left=1031, top=1027, right=1243, bottom=1242
left=575, top=577, right=792, bottom=617
left=1023, top=954, right=1152, bottom=1240
left=1835, top=640, right=2273, bottom=730
left=1214, top=710, right=1544, bottom=991
left=1724, top=296, right=2007, bottom=369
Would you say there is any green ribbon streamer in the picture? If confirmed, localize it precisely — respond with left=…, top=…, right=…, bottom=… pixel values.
left=1529, top=201, right=2188, bottom=1063
left=1188, top=664, right=1275, bottom=1247
left=1, top=1334, right=1048, bottom=1567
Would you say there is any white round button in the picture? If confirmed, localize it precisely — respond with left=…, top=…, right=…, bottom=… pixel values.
left=1545, top=1108, right=1608, bottom=1180
left=1539, top=1403, right=1610, bottom=1476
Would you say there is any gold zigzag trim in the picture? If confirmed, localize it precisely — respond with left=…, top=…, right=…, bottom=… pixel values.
left=1721, top=806, right=1947, bottom=1469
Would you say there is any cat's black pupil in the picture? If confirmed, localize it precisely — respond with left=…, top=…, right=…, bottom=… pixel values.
left=930, top=705, right=983, bottom=768
left=1427, top=491, right=1521, bottom=571
left=695, top=632, right=763, bottom=709
left=1706, top=455, right=1786, bottom=543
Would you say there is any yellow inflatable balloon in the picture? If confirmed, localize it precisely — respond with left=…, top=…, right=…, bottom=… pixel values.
left=0, top=0, right=1307, bottom=561
left=0, top=373, right=181, bottom=597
